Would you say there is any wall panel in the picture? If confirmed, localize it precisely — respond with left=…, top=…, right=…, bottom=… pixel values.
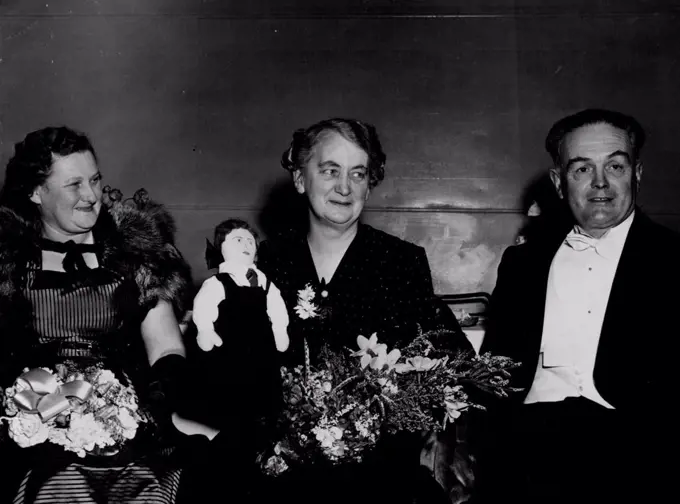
left=2, top=1, right=678, bottom=294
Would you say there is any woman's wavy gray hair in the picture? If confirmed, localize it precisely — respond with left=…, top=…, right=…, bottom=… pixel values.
left=281, top=118, right=386, bottom=189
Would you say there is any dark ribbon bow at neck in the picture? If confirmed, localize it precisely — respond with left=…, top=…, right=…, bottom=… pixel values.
left=564, top=229, right=600, bottom=252
left=39, top=238, right=99, bottom=274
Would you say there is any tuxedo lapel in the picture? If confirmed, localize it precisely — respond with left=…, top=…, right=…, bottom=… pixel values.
left=594, top=212, right=648, bottom=392
left=512, top=230, right=568, bottom=393
left=524, top=243, right=558, bottom=349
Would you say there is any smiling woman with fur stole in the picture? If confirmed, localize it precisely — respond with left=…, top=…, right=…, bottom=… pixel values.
left=0, top=126, right=193, bottom=504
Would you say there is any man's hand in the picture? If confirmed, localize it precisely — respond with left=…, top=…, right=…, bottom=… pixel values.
left=172, top=413, right=220, bottom=440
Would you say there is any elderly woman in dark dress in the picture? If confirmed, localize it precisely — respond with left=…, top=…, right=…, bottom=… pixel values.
left=0, top=126, right=193, bottom=504
left=254, top=118, right=473, bottom=503
left=258, top=118, right=461, bottom=362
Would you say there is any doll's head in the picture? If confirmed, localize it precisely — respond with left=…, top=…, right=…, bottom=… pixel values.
left=213, top=218, right=259, bottom=268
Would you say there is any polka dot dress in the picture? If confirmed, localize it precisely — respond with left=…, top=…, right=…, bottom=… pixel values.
left=258, top=223, right=447, bottom=365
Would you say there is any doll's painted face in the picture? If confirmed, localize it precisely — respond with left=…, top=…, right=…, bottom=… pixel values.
left=220, top=228, right=257, bottom=268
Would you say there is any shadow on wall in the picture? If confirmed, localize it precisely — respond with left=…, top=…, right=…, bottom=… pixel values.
left=257, top=178, right=308, bottom=239
left=517, top=169, right=573, bottom=243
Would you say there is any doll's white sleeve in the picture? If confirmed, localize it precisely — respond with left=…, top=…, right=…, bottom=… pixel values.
left=192, top=276, right=225, bottom=334
left=266, top=279, right=290, bottom=352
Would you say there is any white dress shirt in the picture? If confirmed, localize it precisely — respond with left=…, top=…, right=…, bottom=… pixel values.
left=524, top=211, right=635, bottom=408
left=192, top=261, right=289, bottom=351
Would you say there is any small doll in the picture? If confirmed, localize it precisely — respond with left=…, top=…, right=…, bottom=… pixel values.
left=190, top=218, right=289, bottom=430
left=193, top=218, right=289, bottom=353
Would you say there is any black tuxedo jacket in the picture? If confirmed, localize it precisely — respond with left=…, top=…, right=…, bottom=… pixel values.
left=482, top=210, right=680, bottom=412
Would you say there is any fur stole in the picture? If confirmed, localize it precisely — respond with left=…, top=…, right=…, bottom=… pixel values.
left=0, top=202, right=193, bottom=379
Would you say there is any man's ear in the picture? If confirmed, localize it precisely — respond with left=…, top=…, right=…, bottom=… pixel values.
left=634, top=161, right=643, bottom=194
left=293, top=170, right=305, bottom=195
left=29, top=187, right=42, bottom=205
left=549, top=168, right=564, bottom=200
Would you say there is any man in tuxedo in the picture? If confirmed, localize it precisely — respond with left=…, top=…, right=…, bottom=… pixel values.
left=475, top=108, right=679, bottom=503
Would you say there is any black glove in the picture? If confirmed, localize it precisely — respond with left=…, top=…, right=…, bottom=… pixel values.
left=147, top=353, right=188, bottom=423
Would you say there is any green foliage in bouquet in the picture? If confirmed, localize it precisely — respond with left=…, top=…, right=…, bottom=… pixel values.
left=261, top=327, right=521, bottom=476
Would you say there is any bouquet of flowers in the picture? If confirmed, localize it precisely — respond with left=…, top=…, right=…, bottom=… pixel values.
left=0, top=361, right=148, bottom=458
left=261, top=327, right=521, bottom=476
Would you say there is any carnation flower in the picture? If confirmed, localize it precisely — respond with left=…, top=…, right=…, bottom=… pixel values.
left=7, top=412, right=50, bottom=448
left=59, top=412, right=115, bottom=457
left=117, top=408, right=139, bottom=439
left=264, top=455, right=289, bottom=475
left=96, top=369, right=117, bottom=385
left=2, top=392, right=20, bottom=416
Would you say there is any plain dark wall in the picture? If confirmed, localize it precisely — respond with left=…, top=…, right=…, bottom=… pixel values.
left=2, top=0, right=679, bottom=294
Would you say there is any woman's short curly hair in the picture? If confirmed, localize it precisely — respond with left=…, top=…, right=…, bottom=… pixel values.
left=280, top=118, right=386, bottom=189
left=0, top=126, right=97, bottom=226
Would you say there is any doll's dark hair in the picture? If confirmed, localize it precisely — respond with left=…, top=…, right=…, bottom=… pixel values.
left=213, top=218, right=259, bottom=248
left=280, top=118, right=386, bottom=189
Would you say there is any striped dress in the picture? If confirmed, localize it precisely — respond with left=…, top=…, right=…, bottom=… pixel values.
left=9, top=258, right=182, bottom=504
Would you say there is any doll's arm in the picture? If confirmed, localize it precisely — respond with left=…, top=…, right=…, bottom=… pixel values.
left=192, top=277, right=226, bottom=351
left=266, top=281, right=290, bottom=352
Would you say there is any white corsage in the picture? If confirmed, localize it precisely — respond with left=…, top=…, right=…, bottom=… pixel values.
left=294, top=283, right=319, bottom=320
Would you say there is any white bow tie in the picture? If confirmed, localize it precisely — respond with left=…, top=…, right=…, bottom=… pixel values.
left=564, top=230, right=599, bottom=252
